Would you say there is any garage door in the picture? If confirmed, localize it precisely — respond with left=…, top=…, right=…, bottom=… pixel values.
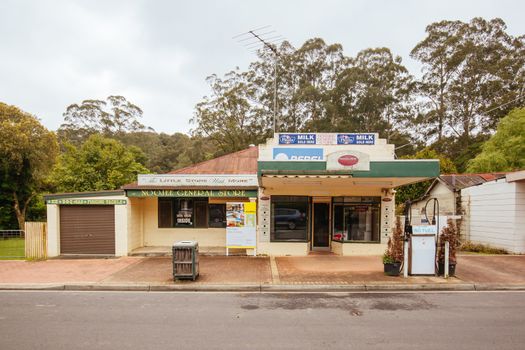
left=60, top=205, right=115, bottom=255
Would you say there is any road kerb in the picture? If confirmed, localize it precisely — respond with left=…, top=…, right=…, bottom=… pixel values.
left=365, top=283, right=476, bottom=291
left=261, top=284, right=367, bottom=292
left=3, top=282, right=525, bottom=292
left=149, top=284, right=261, bottom=292
left=0, top=283, right=65, bottom=290
left=64, top=283, right=150, bottom=291
left=474, top=283, right=525, bottom=291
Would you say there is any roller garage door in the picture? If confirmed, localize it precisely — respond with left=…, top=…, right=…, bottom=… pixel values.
left=60, top=205, right=115, bottom=255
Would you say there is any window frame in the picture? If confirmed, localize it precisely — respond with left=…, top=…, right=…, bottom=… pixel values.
left=332, top=197, right=381, bottom=244
left=270, top=195, right=310, bottom=243
left=157, top=197, right=211, bottom=229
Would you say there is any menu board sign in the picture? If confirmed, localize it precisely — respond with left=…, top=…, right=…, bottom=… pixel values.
left=226, top=202, right=257, bottom=251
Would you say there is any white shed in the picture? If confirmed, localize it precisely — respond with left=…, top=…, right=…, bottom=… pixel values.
left=461, top=170, right=525, bottom=254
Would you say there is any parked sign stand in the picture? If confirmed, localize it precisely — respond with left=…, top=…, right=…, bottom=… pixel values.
left=226, top=202, right=257, bottom=256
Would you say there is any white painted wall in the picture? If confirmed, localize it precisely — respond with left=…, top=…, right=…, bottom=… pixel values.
left=141, top=197, right=228, bottom=248
left=461, top=179, right=525, bottom=253
left=46, top=204, right=60, bottom=257
left=127, top=198, right=144, bottom=252
left=258, top=133, right=395, bottom=162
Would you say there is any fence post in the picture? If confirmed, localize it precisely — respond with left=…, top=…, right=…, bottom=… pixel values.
left=444, top=241, right=449, bottom=279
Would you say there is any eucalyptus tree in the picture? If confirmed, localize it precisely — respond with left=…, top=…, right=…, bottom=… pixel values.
left=59, top=95, right=148, bottom=144
left=191, top=69, right=273, bottom=155
left=411, top=17, right=525, bottom=147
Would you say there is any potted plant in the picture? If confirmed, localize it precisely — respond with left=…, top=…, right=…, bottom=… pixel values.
left=383, top=216, right=404, bottom=276
left=437, top=218, right=458, bottom=276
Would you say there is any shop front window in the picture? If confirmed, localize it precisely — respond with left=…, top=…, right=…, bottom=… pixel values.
left=158, top=198, right=209, bottom=228
left=208, top=204, right=226, bottom=228
left=271, top=196, right=309, bottom=241
left=333, top=197, right=380, bottom=242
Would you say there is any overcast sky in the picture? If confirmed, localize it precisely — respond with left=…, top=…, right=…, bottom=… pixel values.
left=1, top=0, right=524, bottom=134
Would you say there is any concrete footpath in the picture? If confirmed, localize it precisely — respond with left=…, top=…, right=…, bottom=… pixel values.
left=1, top=254, right=525, bottom=292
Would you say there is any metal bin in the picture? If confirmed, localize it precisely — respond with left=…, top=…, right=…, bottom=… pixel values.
left=172, top=241, right=199, bottom=281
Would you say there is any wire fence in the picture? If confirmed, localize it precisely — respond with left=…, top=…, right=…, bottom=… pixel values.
left=0, top=230, right=25, bottom=259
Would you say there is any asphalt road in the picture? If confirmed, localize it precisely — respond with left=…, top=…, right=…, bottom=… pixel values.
left=1, top=291, right=524, bottom=350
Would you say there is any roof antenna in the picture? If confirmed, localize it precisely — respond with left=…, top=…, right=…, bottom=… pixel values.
left=233, top=26, right=285, bottom=136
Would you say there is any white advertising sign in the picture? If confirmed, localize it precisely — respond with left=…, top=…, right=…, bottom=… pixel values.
left=226, top=202, right=257, bottom=253
left=138, top=174, right=258, bottom=187
left=326, top=150, right=370, bottom=171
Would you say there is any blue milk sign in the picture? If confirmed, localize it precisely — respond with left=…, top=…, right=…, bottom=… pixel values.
left=279, top=133, right=317, bottom=144
left=337, top=134, right=375, bottom=145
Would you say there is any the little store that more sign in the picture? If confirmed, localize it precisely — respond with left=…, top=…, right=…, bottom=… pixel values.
left=137, top=174, right=258, bottom=187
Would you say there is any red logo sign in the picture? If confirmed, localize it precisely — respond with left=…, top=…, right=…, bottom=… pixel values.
left=337, top=154, right=359, bottom=166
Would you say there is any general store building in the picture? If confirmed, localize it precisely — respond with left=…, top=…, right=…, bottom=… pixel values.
left=45, top=133, right=439, bottom=257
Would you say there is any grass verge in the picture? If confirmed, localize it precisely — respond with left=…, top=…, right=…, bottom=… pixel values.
left=0, top=238, right=25, bottom=260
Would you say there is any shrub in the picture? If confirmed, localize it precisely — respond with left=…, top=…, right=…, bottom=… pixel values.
left=438, top=219, right=458, bottom=263
left=383, top=216, right=404, bottom=263
left=459, top=241, right=509, bottom=255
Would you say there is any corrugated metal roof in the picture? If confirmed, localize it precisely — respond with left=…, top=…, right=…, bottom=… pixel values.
left=169, top=146, right=258, bottom=174
left=438, top=173, right=507, bottom=190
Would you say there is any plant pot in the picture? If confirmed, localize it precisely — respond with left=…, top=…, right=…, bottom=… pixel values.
left=437, top=262, right=456, bottom=276
left=383, top=262, right=401, bottom=276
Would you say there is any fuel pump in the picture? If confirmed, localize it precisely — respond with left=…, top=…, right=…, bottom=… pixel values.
left=423, top=198, right=440, bottom=274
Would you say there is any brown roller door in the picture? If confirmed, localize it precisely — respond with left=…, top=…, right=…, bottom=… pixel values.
left=60, top=205, right=115, bottom=255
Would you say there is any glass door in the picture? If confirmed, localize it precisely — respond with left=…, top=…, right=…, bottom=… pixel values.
left=313, top=203, right=330, bottom=248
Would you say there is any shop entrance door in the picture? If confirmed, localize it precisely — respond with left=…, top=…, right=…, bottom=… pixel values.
left=313, top=203, right=330, bottom=249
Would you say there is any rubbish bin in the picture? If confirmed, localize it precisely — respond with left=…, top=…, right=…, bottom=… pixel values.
left=172, top=241, right=199, bottom=281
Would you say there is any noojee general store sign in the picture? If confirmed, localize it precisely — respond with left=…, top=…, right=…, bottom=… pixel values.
left=137, top=174, right=258, bottom=187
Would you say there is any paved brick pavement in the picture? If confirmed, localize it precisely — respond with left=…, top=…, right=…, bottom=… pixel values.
left=456, top=255, right=525, bottom=284
left=275, top=255, right=458, bottom=284
left=103, top=256, right=272, bottom=284
left=1, top=254, right=524, bottom=286
left=0, top=257, right=141, bottom=283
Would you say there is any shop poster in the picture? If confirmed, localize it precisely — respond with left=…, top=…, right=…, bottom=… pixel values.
left=226, top=202, right=257, bottom=254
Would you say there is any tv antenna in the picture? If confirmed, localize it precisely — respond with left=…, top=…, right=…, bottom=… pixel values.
left=233, top=26, right=285, bottom=135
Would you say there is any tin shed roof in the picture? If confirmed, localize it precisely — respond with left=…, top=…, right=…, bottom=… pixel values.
left=169, top=146, right=258, bottom=174
left=438, top=173, right=507, bottom=190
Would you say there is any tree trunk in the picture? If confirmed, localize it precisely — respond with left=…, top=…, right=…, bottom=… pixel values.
left=13, top=192, right=33, bottom=231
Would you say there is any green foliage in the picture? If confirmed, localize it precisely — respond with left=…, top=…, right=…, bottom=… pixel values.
left=0, top=102, right=58, bottom=229
left=51, top=134, right=149, bottom=192
left=431, top=134, right=489, bottom=172
left=192, top=69, right=273, bottom=155
left=467, top=108, right=525, bottom=172
left=396, top=148, right=457, bottom=205
left=115, top=131, right=196, bottom=173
